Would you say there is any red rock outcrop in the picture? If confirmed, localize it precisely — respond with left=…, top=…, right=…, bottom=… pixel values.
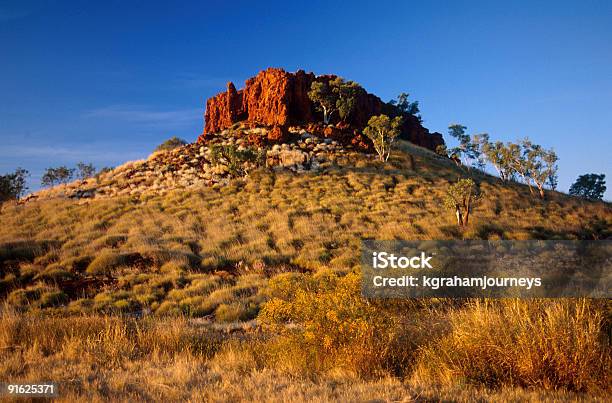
left=200, top=68, right=444, bottom=151
left=267, top=125, right=289, bottom=142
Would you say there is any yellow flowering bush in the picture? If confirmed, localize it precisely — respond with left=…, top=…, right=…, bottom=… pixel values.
left=259, top=270, right=409, bottom=377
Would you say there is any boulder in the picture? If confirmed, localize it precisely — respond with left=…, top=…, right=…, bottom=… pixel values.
left=267, top=125, right=289, bottom=142
left=279, top=149, right=309, bottom=167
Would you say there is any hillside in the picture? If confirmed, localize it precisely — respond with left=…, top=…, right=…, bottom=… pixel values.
left=2, top=139, right=610, bottom=317
left=1, top=138, right=611, bottom=400
left=1, top=69, right=611, bottom=401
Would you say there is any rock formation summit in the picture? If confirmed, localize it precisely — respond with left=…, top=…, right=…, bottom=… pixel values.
left=23, top=68, right=448, bottom=204
left=199, top=68, right=444, bottom=151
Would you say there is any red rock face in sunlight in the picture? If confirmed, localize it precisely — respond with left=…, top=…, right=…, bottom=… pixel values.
left=199, top=67, right=444, bottom=151
left=203, top=82, right=245, bottom=134
left=203, top=68, right=313, bottom=134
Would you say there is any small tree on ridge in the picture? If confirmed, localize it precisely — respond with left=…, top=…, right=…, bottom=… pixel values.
left=41, top=166, right=75, bottom=187
left=0, top=168, right=29, bottom=202
left=569, top=174, right=606, bottom=200
left=444, top=178, right=482, bottom=226
left=363, top=114, right=403, bottom=162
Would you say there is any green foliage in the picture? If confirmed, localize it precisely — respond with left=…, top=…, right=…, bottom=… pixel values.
left=363, top=114, right=403, bottom=161
left=475, top=134, right=514, bottom=181
left=334, top=78, right=361, bottom=122
left=506, top=140, right=531, bottom=187
left=444, top=178, right=482, bottom=226
left=0, top=167, right=29, bottom=202
left=41, top=166, right=75, bottom=187
left=389, top=92, right=421, bottom=121
left=445, top=131, right=560, bottom=199
left=569, top=174, right=606, bottom=200
left=76, top=162, right=97, bottom=180
left=446, top=124, right=483, bottom=169
left=39, top=162, right=99, bottom=187
left=435, top=144, right=452, bottom=158
left=154, top=136, right=188, bottom=152
left=308, top=77, right=362, bottom=124
left=308, top=81, right=336, bottom=124
left=522, top=139, right=558, bottom=199
left=491, top=138, right=559, bottom=198
left=209, top=144, right=264, bottom=177
left=215, top=302, right=258, bottom=322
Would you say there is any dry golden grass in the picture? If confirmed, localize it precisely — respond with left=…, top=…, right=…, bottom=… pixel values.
left=1, top=304, right=609, bottom=402
left=0, top=141, right=611, bottom=400
left=1, top=142, right=609, bottom=317
left=414, top=298, right=611, bottom=392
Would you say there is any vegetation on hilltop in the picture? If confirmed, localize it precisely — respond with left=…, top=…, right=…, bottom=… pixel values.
left=0, top=168, right=29, bottom=202
left=570, top=173, right=607, bottom=200
left=436, top=125, right=559, bottom=199
left=308, top=77, right=362, bottom=124
left=154, top=136, right=188, bottom=153
left=363, top=114, right=403, bottom=161
left=40, top=162, right=99, bottom=188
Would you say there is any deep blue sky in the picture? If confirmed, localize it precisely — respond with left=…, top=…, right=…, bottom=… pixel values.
left=1, top=0, right=611, bottom=197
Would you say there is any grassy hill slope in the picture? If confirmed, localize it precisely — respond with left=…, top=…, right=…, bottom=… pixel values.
left=0, top=141, right=610, bottom=400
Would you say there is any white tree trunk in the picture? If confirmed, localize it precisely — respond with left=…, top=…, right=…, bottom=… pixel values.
left=455, top=206, right=463, bottom=226
left=323, top=106, right=329, bottom=124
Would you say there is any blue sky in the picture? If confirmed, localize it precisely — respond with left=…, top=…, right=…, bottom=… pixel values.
left=1, top=0, right=611, bottom=197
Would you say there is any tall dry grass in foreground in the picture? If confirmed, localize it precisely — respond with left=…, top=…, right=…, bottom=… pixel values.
left=415, top=299, right=611, bottom=392
left=259, top=273, right=611, bottom=392
left=1, top=295, right=610, bottom=401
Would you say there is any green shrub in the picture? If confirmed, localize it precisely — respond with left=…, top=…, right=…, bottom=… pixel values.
left=155, top=300, right=181, bottom=316
left=154, top=136, right=188, bottom=152
left=33, top=267, right=74, bottom=282
left=7, top=286, right=46, bottom=307
left=41, top=166, right=75, bottom=187
left=167, top=275, right=224, bottom=300
left=0, top=167, right=29, bottom=202
left=209, top=144, right=265, bottom=177
left=0, top=240, right=61, bottom=263
left=67, top=298, right=93, bottom=313
left=113, top=299, right=140, bottom=312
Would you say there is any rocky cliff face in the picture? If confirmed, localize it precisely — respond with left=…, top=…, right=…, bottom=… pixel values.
left=203, top=68, right=315, bottom=134
left=200, top=68, right=444, bottom=151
